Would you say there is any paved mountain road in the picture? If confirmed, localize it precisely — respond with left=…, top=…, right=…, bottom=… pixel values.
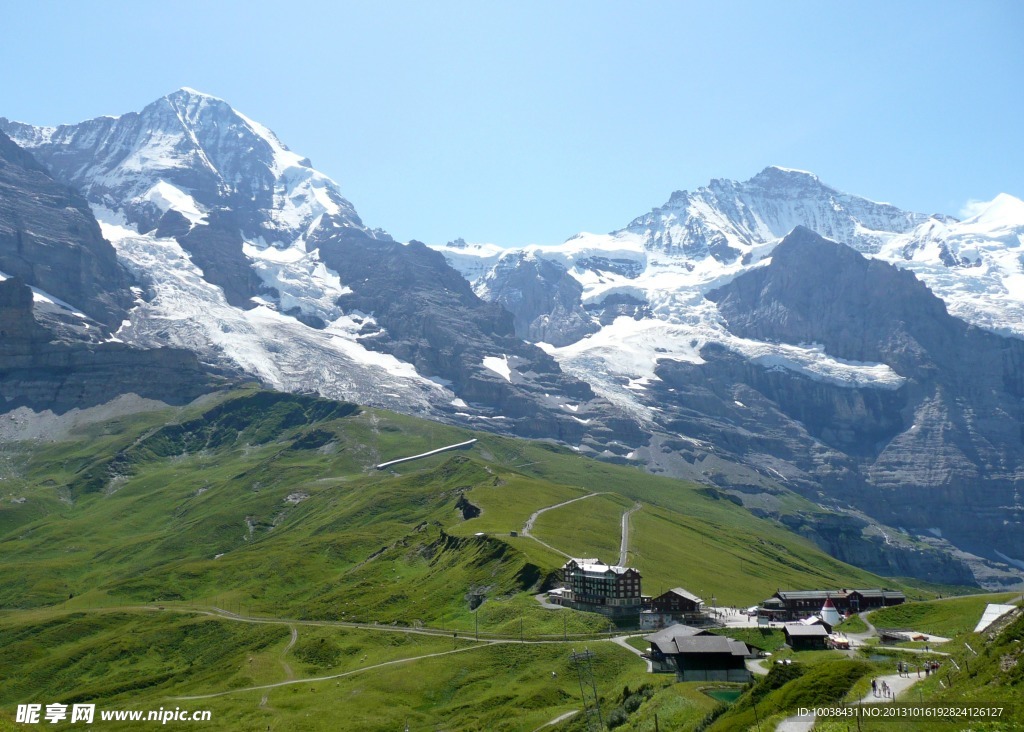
left=618, top=502, right=642, bottom=566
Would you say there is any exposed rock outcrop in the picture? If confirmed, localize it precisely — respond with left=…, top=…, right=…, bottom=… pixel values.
left=312, top=225, right=639, bottom=443
left=0, top=278, right=216, bottom=413
left=669, top=228, right=1024, bottom=570
left=477, top=252, right=598, bottom=346
left=0, top=131, right=133, bottom=327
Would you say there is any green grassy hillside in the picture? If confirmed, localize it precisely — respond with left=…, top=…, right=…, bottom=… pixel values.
left=0, top=387, right=946, bottom=729
left=1, top=388, right=898, bottom=618
left=868, top=592, right=1020, bottom=637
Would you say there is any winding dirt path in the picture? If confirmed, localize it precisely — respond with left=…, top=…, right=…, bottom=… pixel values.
left=281, top=625, right=298, bottom=679
left=532, top=709, right=579, bottom=730
left=609, top=634, right=652, bottom=672
left=858, top=671, right=922, bottom=703
left=521, top=492, right=609, bottom=558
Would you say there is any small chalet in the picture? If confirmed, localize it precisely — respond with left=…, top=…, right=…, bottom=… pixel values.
left=784, top=623, right=830, bottom=651
left=640, top=587, right=707, bottom=629
left=644, top=625, right=750, bottom=682
left=644, top=624, right=714, bottom=672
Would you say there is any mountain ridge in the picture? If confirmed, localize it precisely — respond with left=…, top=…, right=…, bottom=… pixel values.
left=2, top=90, right=1022, bottom=588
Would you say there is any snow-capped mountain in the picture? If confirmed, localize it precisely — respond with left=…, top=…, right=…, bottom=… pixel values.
left=1, top=90, right=447, bottom=413
left=1, top=88, right=367, bottom=246
left=0, top=91, right=617, bottom=441
left=3, top=91, right=1023, bottom=586
left=624, top=166, right=951, bottom=256
left=435, top=167, right=1024, bottom=394
left=432, top=169, right=1024, bottom=585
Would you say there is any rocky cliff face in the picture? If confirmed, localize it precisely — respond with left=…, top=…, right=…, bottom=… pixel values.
left=695, top=228, right=1024, bottom=567
left=311, top=226, right=636, bottom=443
left=476, top=251, right=598, bottom=346
left=0, top=279, right=216, bottom=413
left=778, top=510, right=978, bottom=586
left=0, top=131, right=133, bottom=327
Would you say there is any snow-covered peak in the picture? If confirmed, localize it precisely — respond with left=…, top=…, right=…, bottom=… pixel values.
left=172, top=87, right=227, bottom=103
left=963, top=193, right=1024, bottom=228
left=760, top=165, right=818, bottom=178
left=0, top=90, right=371, bottom=247
left=622, top=167, right=940, bottom=260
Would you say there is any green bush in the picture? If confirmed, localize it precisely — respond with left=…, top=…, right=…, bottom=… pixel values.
left=292, top=637, right=343, bottom=668
left=606, top=706, right=628, bottom=729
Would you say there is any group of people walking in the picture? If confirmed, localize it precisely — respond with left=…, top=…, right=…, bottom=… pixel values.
left=872, top=656, right=941, bottom=699
left=870, top=678, right=893, bottom=698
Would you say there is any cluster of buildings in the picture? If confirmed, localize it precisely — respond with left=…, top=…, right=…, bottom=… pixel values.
left=545, top=563, right=912, bottom=678
left=639, top=588, right=908, bottom=681
left=547, top=559, right=708, bottom=627
left=546, top=560, right=905, bottom=632
left=761, top=589, right=905, bottom=652
left=758, top=588, right=906, bottom=622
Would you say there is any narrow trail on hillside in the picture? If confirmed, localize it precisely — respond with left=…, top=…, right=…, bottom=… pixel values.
left=776, top=711, right=816, bottom=731
left=857, top=671, right=923, bottom=703
left=521, top=492, right=609, bottom=559
left=259, top=625, right=297, bottom=708
left=184, top=605, right=618, bottom=645
left=776, top=669, right=925, bottom=730
left=532, top=709, right=579, bottom=731
left=282, top=625, right=298, bottom=679
left=53, top=604, right=643, bottom=703
left=618, top=502, right=642, bottom=566
left=175, top=644, right=486, bottom=701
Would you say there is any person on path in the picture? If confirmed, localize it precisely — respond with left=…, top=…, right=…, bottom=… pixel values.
left=871, top=678, right=877, bottom=697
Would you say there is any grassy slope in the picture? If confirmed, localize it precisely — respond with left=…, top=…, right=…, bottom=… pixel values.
left=868, top=593, right=1021, bottom=637
left=0, top=387, right=950, bottom=729
left=1, top=388, right=901, bottom=617
left=0, top=607, right=655, bottom=732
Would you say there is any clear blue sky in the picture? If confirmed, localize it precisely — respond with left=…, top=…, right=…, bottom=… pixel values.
left=2, top=1, right=1021, bottom=247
